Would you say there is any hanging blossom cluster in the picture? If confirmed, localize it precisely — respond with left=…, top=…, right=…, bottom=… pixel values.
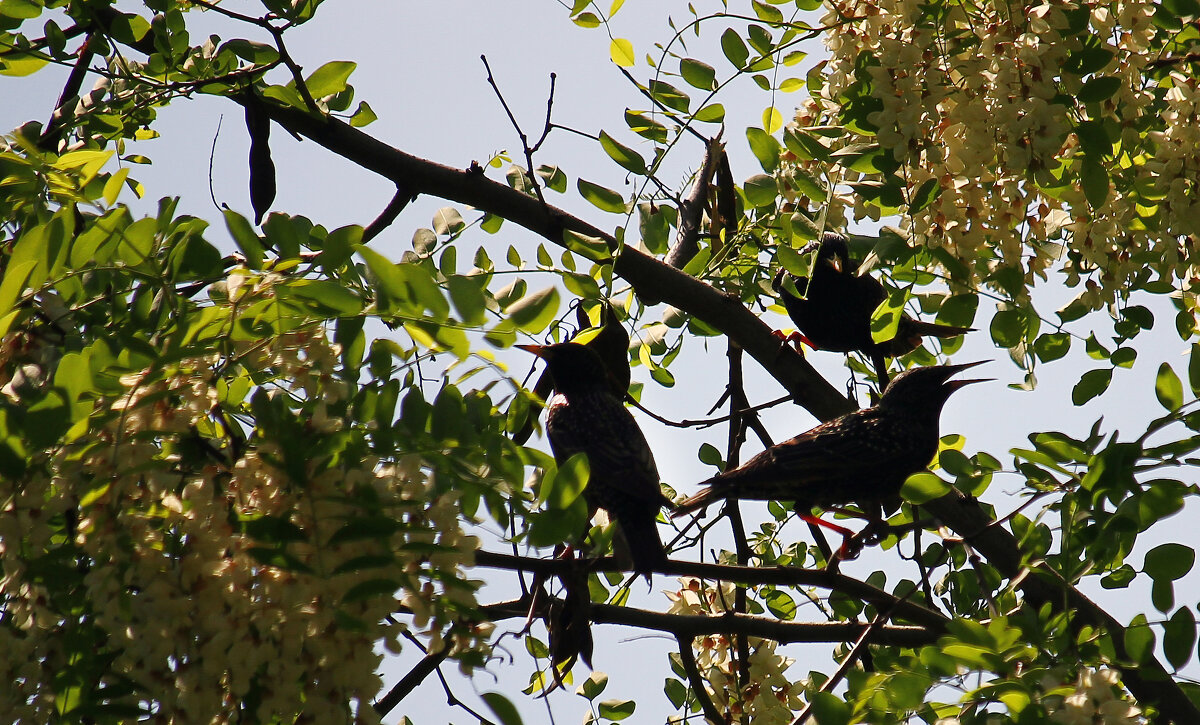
left=0, top=273, right=488, bottom=723
left=782, top=0, right=1200, bottom=310
left=1044, top=667, right=1145, bottom=725
left=934, top=667, right=1143, bottom=725
left=666, top=578, right=805, bottom=724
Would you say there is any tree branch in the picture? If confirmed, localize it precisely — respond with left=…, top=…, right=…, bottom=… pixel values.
left=677, top=634, right=727, bottom=725
left=473, top=550, right=947, bottom=630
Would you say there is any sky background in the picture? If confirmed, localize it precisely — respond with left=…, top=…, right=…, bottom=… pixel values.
left=4, top=2, right=1198, bottom=723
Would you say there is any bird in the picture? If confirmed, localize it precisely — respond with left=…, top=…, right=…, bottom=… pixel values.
left=672, top=362, right=986, bottom=526
left=773, top=232, right=973, bottom=386
left=512, top=301, right=630, bottom=446
left=517, top=342, right=672, bottom=573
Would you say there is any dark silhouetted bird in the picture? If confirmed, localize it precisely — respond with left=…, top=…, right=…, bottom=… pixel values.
left=673, top=363, right=986, bottom=522
left=773, top=232, right=973, bottom=386
left=512, top=301, right=630, bottom=446
left=518, top=342, right=672, bottom=573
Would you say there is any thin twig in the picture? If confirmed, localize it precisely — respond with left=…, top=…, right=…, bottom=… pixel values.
left=39, top=33, right=97, bottom=151
left=363, top=184, right=417, bottom=242
left=627, top=393, right=794, bottom=430
left=481, top=54, right=546, bottom=206
left=400, top=631, right=499, bottom=725
left=789, top=613, right=886, bottom=725
left=373, top=639, right=450, bottom=716
left=677, top=634, right=727, bottom=725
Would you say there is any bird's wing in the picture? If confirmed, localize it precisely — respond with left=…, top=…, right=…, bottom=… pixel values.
left=724, top=411, right=906, bottom=484
left=546, top=394, right=665, bottom=510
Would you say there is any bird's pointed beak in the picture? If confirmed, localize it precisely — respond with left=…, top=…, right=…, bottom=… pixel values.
left=945, top=360, right=991, bottom=390
left=516, top=344, right=547, bottom=358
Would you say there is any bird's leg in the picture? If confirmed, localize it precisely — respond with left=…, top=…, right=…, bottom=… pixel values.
left=799, top=513, right=861, bottom=569
left=771, top=328, right=813, bottom=355
left=870, top=351, right=891, bottom=389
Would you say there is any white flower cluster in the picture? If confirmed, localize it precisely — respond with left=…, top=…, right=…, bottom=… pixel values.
left=0, top=295, right=488, bottom=721
left=667, top=578, right=805, bottom=724
left=784, top=0, right=1198, bottom=312
left=1045, top=667, right=1144, bottom=725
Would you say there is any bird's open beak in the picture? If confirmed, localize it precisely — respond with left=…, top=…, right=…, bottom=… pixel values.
left=945, top=360, right=991, bottom=390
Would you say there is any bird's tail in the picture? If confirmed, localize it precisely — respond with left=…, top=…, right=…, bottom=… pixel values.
left=907, top=320, right=974, bottom=339
left=616, top=517, right=669, bottom=574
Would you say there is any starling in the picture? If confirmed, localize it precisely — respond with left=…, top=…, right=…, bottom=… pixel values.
left=773, top=232, right=973, bottom=386
left=518, top=342, right=672, bottom=573
left=673, top=362, right=986, bottom=519
left=512, top=301, right=630, bottom=446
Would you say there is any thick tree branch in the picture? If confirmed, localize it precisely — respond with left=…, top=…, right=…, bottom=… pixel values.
left=474, top=550, right=947, bottom=630
left=472, top=593, right=936, bottom=646
left=227, top=94, right=856, bottom=423
left=82, top=12, right=1200, bottom=719
left=925, top=493, right=1199, bottom=723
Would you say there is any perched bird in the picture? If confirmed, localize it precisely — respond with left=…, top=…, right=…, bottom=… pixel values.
left=673, top=362, right=986, bottom=522
left=518, top=342, right=672, bottom=573
left=773, top=232, right=973, bottom=386
left=512, top=301, right=630, bottom=446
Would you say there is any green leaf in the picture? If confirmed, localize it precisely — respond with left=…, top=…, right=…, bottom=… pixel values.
left=746, top=127, right=781, bottom=172
left=447, top=275, right=487, bottom=325
left=648, top=80, right=690, bottom=113
left=305, top=60, right=356, bottom=98
left=548, top=453, right=589, bottom=510
left=577, top=179, right=626, bottom=214
left=743, top=173, right=777, bottom=208
left=909, top=178, right=941, bottom=212
left=1124, top=613, right=1156, bottom=665
left=990, top=309, right=1023, bottom=348
left=764, top=589, right=797, bottom=620
left=576, top=672, right=608, bottom=700
left=481, top=692, right=525, bottom=725
left=432, top=207, right=465, bottom=236
left=284, top=279, right=363, bottom=315
left=1144, top=543, right=1194, bottom=581
left=693, top=103, right=725, bottom=124
left=720, top=28, right=749, bottom=69
left=1190, top=344, right=1200, bottom=396
left=610, top=38, right=635, bottom=67
left=1034, top=332, right=1071, bottom=362
left=223, top=209, right=264, bottom=269
left=807, top=692, right=850, bottom=725
left=1080, top=158, right=1110, bottom=207
left=870, top=287, right=907, bottom=344
left=1165, top=606, right=1198, bottom=670
left=350, top=101, right=377, bottom=127
left=1078, top=75, right=1122, bottom=103
left=598, top=699, right=636, bottom=721
left=505, top=286, right=560, bottom=334
left=341, top=578, right=400, bottom=604
left=902, top=472, right=950, bottom=505
left=1071, top=369, right=1112, bottom=406
left=1101, top=564, right=1137, bottom=589
left=1156, top=363, right=1184, bottom=411
left=679, top=58, right=716, bottom=90
left=599, top=131, right=647, bottom=175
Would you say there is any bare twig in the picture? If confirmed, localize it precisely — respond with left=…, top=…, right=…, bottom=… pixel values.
left=39, top=33, right=97, bottom=151
left=481, top=54, right=547, bottom=206
left=627, top=393, right=795, bottom=430
left=789, top=613, right=885, bottom=725
left=677, top=634, right=727, bottom=725
left=363, top=185, right=418, bottom=242
left=374, top=639, right=450, bottom=716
